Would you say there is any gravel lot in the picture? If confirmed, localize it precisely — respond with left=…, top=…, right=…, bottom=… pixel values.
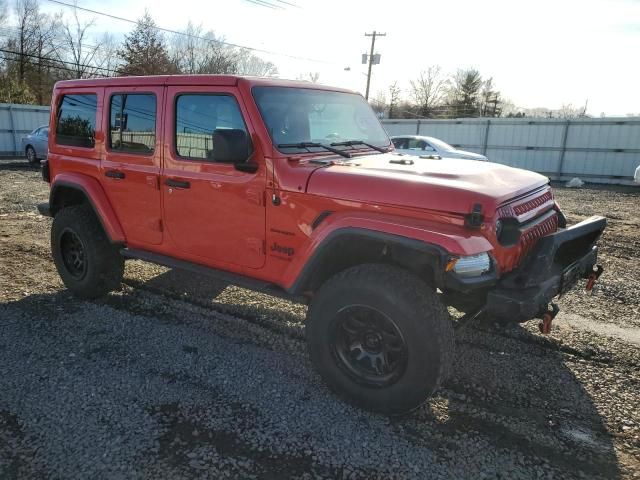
left=1, top=158, right=639, bottom=479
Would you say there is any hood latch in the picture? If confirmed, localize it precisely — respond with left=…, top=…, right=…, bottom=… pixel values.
left=464, top=203, right=484, bottom=229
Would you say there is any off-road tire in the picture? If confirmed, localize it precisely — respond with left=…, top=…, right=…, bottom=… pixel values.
left=306, top=263, right=454, bottom=414
left=26, top=146, right=38, bottom=164
left=51, top=205, right=124, bottom=299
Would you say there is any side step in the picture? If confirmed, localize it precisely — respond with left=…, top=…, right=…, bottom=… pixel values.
left=120, top=248, right=304, bottom=303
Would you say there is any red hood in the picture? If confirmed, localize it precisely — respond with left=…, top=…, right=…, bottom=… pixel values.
left=305, top=153, right=549, bottom=216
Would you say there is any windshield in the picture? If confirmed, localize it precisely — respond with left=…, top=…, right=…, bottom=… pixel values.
left=252, top=86, right=390, bottom=154
left=426, top=137, right=455, bottom=152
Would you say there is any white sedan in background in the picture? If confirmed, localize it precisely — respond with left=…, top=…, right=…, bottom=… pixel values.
left=391, top=135, right=488, bottom=161
left=21, top=125, right=49, bottom=164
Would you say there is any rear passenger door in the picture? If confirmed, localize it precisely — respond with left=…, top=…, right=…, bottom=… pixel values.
left=161, top=86, right=266, bottom=270
left=102, top=87, right=164, bottom=246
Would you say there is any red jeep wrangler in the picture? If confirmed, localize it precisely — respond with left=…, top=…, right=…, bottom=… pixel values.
left=38, top=75, right=606, bottom=413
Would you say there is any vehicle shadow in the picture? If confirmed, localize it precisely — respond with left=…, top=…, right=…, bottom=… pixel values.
left=0, top=291, right=624, bottom=478
left=139, top=268, right=230, bottom=301
left=0, top=159, right=40, bottom=172
left=131, top=267, right=307, bottom=326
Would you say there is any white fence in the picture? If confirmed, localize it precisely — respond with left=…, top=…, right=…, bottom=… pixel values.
left=2, top=103, right=639, bottom=184
left=0, top=103, right=50, bottom=156
left=381, top=117, right=640, bottom=184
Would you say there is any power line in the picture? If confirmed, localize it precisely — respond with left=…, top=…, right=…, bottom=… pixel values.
left=272, top=0, right=301, bottom=7
left=243, top=0, right=283, bottom=9
left=0, top=47, right=116, bottom=76
left=43, top=0, right=337, bottom=65
left=1, top=53, right=111, bottom=78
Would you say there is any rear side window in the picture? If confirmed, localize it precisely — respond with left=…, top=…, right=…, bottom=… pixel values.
left=109, top=94, right=156, bottom=154
left=56, top=94, right=97, bottom=148
left=175, top=94, right=247, bottom=161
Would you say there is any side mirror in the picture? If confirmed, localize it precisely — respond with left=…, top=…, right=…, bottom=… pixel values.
left=212, top=129, right=256, bottom=172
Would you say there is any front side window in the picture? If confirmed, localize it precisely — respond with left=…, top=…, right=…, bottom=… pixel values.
left=56, top=94, right=97, bottom=148
left=252, top=86, right=390, bottom=154
left=175, top=94, right=248, bottom=161
left=392, top=138, right=407, bottom=149
left=407, top=138, right=430, bottom=150
left=109, top=93, right=157, bottom=154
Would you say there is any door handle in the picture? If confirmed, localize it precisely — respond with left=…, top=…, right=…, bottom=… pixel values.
left=105, top=170, right=125, bottom=179
left=165, top=178, right=191, bottom=189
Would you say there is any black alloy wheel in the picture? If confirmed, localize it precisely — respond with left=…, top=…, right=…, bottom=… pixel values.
left=331, top=305, right=408, bottom=387
left=59, top=228, right=87, bottom=280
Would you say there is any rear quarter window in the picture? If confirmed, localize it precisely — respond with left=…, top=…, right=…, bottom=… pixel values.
left=56, top=94, right=97, bottom=148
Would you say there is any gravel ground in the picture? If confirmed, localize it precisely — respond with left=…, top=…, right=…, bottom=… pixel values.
left=1, top=158, right=639, bottom=479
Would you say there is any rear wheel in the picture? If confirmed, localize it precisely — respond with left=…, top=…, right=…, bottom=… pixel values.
left=306, top=264, right=454, bottom=414
left=51, top=205, right=124, bottom=299
left=26, top=146, right=38, bottom=164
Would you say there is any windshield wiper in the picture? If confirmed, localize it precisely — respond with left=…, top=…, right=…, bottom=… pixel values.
left=330, top=140, right=389, bottom=153
left=277, top=142, right=351, bottom=158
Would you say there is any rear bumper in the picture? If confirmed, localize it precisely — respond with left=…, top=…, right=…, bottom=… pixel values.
left=484, top=215, right=606, bottom=322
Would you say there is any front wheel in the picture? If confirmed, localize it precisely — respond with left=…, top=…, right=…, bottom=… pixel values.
left=51, top=205, right=124, bottom=299
left=306, top=264, right=454, bottom=414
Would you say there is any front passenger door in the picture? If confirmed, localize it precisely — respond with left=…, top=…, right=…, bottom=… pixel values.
left=161, top=87, right=266, bottom=270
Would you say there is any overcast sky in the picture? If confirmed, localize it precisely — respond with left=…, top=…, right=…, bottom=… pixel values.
left=37, top=0, right=640, bottom=116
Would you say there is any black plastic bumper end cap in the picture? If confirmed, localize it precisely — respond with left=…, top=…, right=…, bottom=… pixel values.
left=37, top=202, right=51, bottom=217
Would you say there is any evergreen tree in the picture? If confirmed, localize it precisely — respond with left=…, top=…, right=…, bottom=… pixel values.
left=450, top=69, right=483, bottom=117
left=117, top=12, right=175, bottom=76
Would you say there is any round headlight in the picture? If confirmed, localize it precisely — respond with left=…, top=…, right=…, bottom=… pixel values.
left=496, top=219, right=503, bottom=239
left=452, top=253, right=491, bottom=277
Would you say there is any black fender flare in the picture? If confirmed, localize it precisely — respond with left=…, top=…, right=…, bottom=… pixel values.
left=287, top=227, right=449, bottom=295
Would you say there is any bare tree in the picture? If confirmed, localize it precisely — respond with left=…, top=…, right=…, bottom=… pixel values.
left=169, top=22, right=239, bottom=74
left=369, top=90, right=386, bottom=116
left=10, top=0, right=40, bottom=82
left=58, top=2, right=103, bottom=78
left=387, top=81, right=401, bottom=118
left=235, top=50, right=277, bottom=77
left=478, top=77, right=502, bottom=117
left=32, top=11, right=61, bottom=102
left=558, top=103, right=588, bottom=119
left=0, top=0, right=8, bottom=26
left=410, top=66, right=446, bottom=118
left=92, top=32, right=119, bottom=75
left=297, top=71, right=320, bottom=83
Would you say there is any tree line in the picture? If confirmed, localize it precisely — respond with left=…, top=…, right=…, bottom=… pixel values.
left=0, top=0, right=277, bottom=104
left=370, top=66, right=504, bottom=119
left=370, top=67, right=594, bottom=119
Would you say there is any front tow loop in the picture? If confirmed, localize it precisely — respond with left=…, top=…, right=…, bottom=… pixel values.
left=586, top=264, right=604, bottom=292
left=538, top=303, right=560, bottom=334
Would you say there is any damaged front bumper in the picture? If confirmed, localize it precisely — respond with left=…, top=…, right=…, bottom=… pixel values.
left=485, top=215, right=607, bottom=323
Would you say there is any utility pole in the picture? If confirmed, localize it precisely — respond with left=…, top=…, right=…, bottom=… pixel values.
left=364, top=31, right=385, bottom=100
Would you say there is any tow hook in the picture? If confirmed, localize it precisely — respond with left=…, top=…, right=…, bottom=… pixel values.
left=586, top=265, right=604, bottom=292
left=539, top=303, right=560, bottom=335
